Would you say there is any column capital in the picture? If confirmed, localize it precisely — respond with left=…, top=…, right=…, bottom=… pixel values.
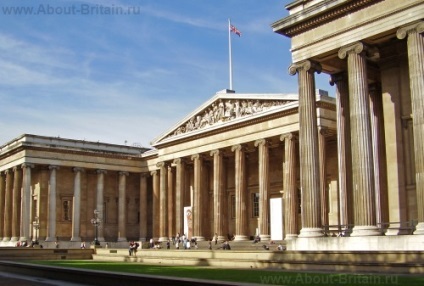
left=49, top=165, right=60, bottom=171
left=150, top=170, right=158, bottom=176
left=210, top=149, right=222, bottom=156
left=191, top=154, right=204, bottom=161
left=73, top=167, right=84, bottom=173
left=96, top=169, right=107, bottom=175
left=140, top=172, right=150, bottom=178
left=338, top=42, right=379, bottom=60
left=329, top=72, right=347, bottom=86
left=396, top=21, right=424, bottom=40
left=156, top=161, right=168, bottom=168
left=119, top=171, right=129, bottom=176
left=173, top=158, right=186, bottom=165
left=280, top=133, right=297, bottom=142
left=21, top=163, right=34, bottom=169
left=254, top=138, right=269, bottom=148
left=231, top=144, right=246, bottom=152
left=289, top=60, right=321, bottom=76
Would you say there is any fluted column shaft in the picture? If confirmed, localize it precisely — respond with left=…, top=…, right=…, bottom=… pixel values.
left=173, top=159, right=185, bottom=236
left=11, top=166, right=22, bottom=241
left=96, top=170, right=107, bottom=242
left=330, top=73, right=353, bottom=233
left=211, top=150, right=226, bottom=241
left=369, top=84, right=388, bottom=228
left=117, top=171, right=128, bottom=242
left=192, top=154, right=205, bottom=241
left=255, top=139, right=271, bottom=241
left=167, top=165, right=175, bottom=240
left=157, top=162, right=168, bottom=242
left=20, top=163, right=33, bottom=242
left=231, top=145, right=249, bottom=241
left=397, top=22, right=424, bottom=234
left=45, top=166, right=59, bottom=241
left=289, top=60, right=323, bottom=237
left=318, top=127, right=329, bottom=231
left=139, top=173, right=148, bottom=241
left=151, top=170, right=160, bottom=240
left=3, top=170, right=13, bottom=241
left=71, top=168, right=83, bottom=242
left=281, top=133, right=298, bottom=239
left=339, top=42, right=380, bottom=236
left=0, top=172, right=5, bottom=239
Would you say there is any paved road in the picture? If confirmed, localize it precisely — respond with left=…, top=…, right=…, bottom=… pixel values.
left=0, top=271, right=93, bottom=286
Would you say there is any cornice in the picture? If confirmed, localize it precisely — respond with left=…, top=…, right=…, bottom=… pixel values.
left=273, top=0, right=383, bottom=37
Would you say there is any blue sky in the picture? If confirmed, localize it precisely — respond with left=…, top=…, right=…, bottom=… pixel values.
left=0, top=0, right=333, bottom=148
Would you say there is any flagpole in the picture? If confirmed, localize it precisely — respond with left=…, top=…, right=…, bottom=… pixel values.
left=228, top=18, right=233, bottom=91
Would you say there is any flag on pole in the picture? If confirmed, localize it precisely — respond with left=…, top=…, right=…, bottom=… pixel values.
left=230, top=24, right=241, bottom=37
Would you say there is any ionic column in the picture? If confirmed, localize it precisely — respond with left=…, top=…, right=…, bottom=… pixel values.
left=20, top=163, right=34, bottom=242
left=210, top=150, right=226, bottom=242
left=117, top=171, right=128, bottom=242
left=71, top=167, right=83, bottom=242
left=254, top=139, right=271, bottom=241
left=339, top=42, right=380, bottom=236
left=289, top=60, right=324, bottom=237
left=45, top=165, right=59, bottom=242
left=139, top=173, right=148, bottom=241
left=167, top=165, right=175, bottom=240
left=157, top=162, right=168, bottom=242
left=281, top=133, right=298, bottom=239
left=11, top=166, right=22, bottom=241
left=96, top=170, right=107, bottom=242
left=318, top=127, right=329, bottom=232
left=0, top=172, right=5, bottom=239
left=173, top=158, right=185, bottom=236
left=191, top=154, right=205, bottom=241
left=397, top=22, right=424, bottom=234
left=151, top=170, right=160, bottom=240
left=330, top=72, right=353, bottom=234
left=369, top=84, right=389, bottom=230
left=3, top=169, right=13, bottom=241
left=231, top=145, right=249, bottom=241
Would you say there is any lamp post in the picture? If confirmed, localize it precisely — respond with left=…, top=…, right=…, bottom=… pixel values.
left=90, top=209, right=101, bottom=246
left=33, top=216, right=40, bottom=244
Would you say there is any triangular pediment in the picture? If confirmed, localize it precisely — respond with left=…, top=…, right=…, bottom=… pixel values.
left=151, top=89, right=298, bottom=146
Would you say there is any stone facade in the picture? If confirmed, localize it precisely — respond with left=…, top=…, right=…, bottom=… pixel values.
left=0, top=0, right=423, bottom=251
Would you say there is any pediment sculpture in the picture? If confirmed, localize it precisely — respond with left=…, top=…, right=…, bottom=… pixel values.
left=167, top=98, right=292, bottom=138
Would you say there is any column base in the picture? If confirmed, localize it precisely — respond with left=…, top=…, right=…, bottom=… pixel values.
left=158, top=237, right=169, bottom=242
left=117, top=237, right=127, bottom=242
left=138, top=237, right=147, bottom=242
left=234, top=235, right=249, bottom=241
left=44, top=237, right=55, bottom=242
left=298, top=227, right=324, bottom=238
left=70, top=237, right=81, bottom=242
left=284, top=234, right=298, bottom=240
left=260, top=234, right=271, bottom=241
left=97, top=236, right=105, bottom=242
left=10, top=237, right=19, bottom=242
left=217, top=235, right=227, bottom=242
left=195, top=236, right=205, bottom=242
left=413, top=222, right=424, bottom=235
left=350, top=225, right=381, bottom=237
left=19, top=236, right=29, bottom=242
left=2, top=237, right=10, bottom=242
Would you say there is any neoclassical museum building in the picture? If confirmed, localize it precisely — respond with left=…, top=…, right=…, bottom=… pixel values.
left=0, top=0, right=423, bottom=251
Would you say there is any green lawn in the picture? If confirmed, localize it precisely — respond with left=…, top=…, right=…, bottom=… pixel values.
left=29, top=261, right=424, bottom=286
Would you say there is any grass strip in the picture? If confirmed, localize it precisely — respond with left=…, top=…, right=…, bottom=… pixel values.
left=27, top=260, right=424, bottom=286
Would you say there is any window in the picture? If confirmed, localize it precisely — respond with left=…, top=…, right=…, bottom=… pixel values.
left=62, top=198, right=72, bottom=221
left=252, top=193, right=259, bottom=217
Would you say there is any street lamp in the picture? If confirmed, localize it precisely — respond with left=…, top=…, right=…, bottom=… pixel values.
left=33, top=216, right=40, bottom=244
left=90, top=209, right=101, bottom=246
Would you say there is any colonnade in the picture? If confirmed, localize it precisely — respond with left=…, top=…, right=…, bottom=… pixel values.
left=289, top=21, right=424, bottom=236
